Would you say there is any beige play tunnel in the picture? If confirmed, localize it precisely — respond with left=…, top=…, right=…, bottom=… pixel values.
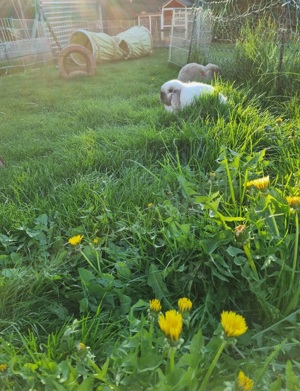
left=69, top=25, right=152, bottom=66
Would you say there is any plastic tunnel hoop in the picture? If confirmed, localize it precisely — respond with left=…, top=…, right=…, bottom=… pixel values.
left=69, top=30, right=124, bottom=65
left=69, top=25, right=152, bottom=65
left=58, top=44, right=96, bottom=78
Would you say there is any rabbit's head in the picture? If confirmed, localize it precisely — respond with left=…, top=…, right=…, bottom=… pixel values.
left=160, top=80, right=183, bottom=111
left=205, top=64, right=222, bottom=78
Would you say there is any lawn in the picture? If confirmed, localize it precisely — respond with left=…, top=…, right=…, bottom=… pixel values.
left=0, top=47, right=300, bottom=390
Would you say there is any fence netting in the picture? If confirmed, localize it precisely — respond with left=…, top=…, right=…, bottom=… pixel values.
left=0, top=18, right=52, bottom=75
left=168, top=0, right=300, bottom=78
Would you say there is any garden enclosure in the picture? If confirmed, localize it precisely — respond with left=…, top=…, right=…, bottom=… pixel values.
left=168, top=0, right=300, bottom=79
left=1, top=0, right=300, bottom=77
left=0, top=0, right=102, bottom=74
left=0, top=18, right=52, bottom=74
left=0, top=0, right=155, bottom=75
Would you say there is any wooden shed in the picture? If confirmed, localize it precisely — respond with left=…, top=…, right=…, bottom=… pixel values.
left=137, top=0, right=194, bottom=44
left=161, top=0, right=194, bottom=30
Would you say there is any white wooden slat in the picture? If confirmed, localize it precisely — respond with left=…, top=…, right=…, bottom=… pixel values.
left=41, top=1, right=96, bottom=4
left=39, top=0, right=101, bottom=56
left=40, top=0, right=100, bottom=20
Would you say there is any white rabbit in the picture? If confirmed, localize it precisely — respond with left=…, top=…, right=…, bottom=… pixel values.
left=178, top=63, right=221, bottom=83
left=160, top=79, right=227, bottom=113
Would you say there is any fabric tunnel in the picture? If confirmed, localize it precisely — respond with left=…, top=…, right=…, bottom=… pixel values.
left=69, top=25, right=152, bottom=66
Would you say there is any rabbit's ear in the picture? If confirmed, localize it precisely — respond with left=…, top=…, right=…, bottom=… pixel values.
left=171, top=89, right=181, bottom=111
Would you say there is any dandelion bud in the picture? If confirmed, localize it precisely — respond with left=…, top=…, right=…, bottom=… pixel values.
left=77, top=342, right=87, bottom=351
left=0, top=363, right=8, bottom=372
left=234, top=225, right=250, bottom=246
left=178, top=298, right=192, bottom=314
left=148, top=299, right=162, bottom=318
left=286, top=196, right=300, bottom=210
left=76, top=342, right=88, bottom=358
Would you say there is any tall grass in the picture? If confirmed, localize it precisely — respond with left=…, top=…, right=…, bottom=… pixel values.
left=234, top=18, right=300, bottom=104
left=0, top=48, right=299, bottom=389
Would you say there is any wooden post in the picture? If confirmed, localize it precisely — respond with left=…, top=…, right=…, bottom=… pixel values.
left=276, top=3, right=288, bottom=94
left=277, top=28, right=286, bottom=74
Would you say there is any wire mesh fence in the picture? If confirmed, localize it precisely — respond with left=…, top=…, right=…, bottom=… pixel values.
left=0, top=19, right=103, bottom=75
left=0, top=0, right=103, bottom=74
left=38, top=0, right=102, bottom=58
left=138, top=14, right=170, bottom=48
left=0, top=18, right=31, bottom=41
left=168, top=7, right=213, bottom=67
left=0, top=18, right=158, bottom=76
left=102, top=19, right=137, bottom=37
left=4, top=0, right=299, bottom=78
left=168, top=0, right=300, bottom=77
left=44, top=19, right=100, bottom=58
left=0, top=18, right=52, bottom=75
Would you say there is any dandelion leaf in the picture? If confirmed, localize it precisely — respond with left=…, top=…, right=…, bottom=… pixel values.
left=286, top=360, right=298, bottom=391
left=147, top=263, right=169, bottom=300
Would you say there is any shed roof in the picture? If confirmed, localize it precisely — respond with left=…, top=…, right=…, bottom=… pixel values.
left=162, top=0, right=194, bottom=8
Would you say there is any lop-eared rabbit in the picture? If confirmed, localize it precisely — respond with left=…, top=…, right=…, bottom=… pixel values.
left=178, top=63, right=221, bottom=83
left=160, top=79, right=227, bottom=113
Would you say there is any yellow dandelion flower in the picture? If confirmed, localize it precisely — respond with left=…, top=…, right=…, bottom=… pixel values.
left=158, top=310, right=183, bottom=342
left=178, top=297, right=192, bottom=313
left=237, top=371, right=254, bottom=391
left=246, top=176, right=270, bottom=191
left=221, top=311, right=248, bottom=338
left=93, top=238, right=99, bottom=245
left=276, top=117, right=283, bottom=124
left=148, top=203, right=153, bottom=208
left=286, top=196, right=300, bottom=209
left=68, top=235, right=83, bottom=246
left=0, top=363, right=8, bottom=372
left=149, top=298, right=162, bottom=313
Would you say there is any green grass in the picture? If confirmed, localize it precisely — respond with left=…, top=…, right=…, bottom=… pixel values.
left=0, top=48, right=300, bottom=390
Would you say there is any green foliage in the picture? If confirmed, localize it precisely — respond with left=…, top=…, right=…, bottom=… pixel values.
left=0, top=328, right=111, bottom=390
left=234, top=18, right=300, bottom=101
left=0, top=48, right=300, bottom=389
